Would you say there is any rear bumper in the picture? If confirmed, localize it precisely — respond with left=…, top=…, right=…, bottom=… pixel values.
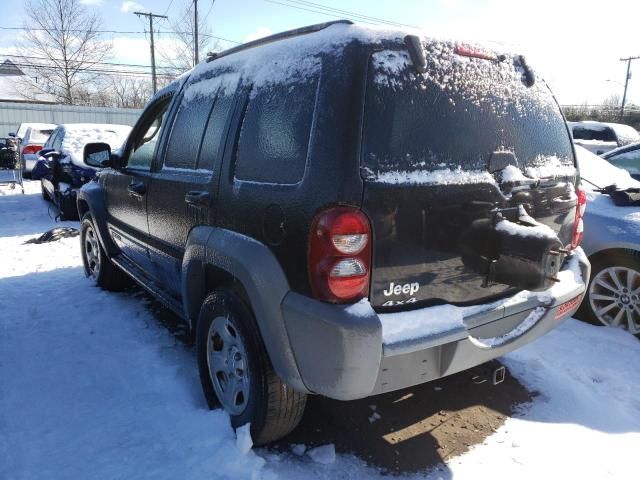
left=23, top=154, right=39, bottom=172
left=282, top=248, right=590, bottom=400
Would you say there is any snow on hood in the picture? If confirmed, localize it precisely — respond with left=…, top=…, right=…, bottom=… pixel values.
left=575, top=144, right=640, bottom=191
left=61, top=124, right=132, bottom=167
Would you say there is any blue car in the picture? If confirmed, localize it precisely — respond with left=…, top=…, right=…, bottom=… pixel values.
left=34, top=124, right=131, bottom=220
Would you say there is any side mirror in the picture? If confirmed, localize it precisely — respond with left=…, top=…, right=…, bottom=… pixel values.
left=84, top=142, right=112, bottom=168
left=8, top=132, right=15, bottom=137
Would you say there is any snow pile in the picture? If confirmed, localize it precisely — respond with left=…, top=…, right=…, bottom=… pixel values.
left=306, top=444, right=336, bottom=465
left=374, top=167, right=496, bottom=185
left=380, top=304, right=465, bottom=344
left=500, top=164, right=528, bottom=183
left=524, top=154, right=576, bottom=179
left=60, top=123, right=132, bottom=167
left=449, top=319, right=640, bottom=480
left=469, top=306, right=546, bottom=348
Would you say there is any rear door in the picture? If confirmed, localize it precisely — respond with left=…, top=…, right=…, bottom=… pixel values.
left=362, top=43, right=578, bottom=310
left=104, top=96, right=172, bottom=273
left=146, top=73, right=237, bottom=298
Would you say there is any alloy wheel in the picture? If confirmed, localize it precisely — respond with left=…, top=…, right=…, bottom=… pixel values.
left=589, top=266, right=640, bottom=334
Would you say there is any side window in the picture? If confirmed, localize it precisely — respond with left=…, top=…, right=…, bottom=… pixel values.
left=234, top=74, right=320, bottom=184
left=608, top=149, right=640, bottom=174
left=164, top=90, right=216, bottom=170
left=127, top=99, right=171, bottom=170
left=198, top=89, right=236, bottom=171
left=45, top=130, right=58, bottom=149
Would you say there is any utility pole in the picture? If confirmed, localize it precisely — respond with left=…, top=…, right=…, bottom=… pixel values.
left=194, top=0, right=199, bottom=66
left=620, top=56, right=639, bottom=117
left=134, top=11, right=168, bottom=94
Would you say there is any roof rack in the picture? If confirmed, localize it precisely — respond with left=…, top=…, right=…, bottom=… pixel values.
left=206, top=20, right=353, bottom=63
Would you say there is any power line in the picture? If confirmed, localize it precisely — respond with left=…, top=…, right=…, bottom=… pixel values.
left=0, top=26, right=241, bottom=44
left=1, top=53, right=182, bottom=72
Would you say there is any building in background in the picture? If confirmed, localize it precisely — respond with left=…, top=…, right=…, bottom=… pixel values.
left=0, top=59, right=56, bottom=104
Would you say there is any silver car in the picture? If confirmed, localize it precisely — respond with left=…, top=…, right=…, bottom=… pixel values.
left=11, top=123, right=57, bottom=173
left=577, top=145, right=640, bottom=334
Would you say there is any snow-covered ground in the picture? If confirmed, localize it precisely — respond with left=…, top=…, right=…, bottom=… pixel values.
left=1, top=180, right=639, bottom=479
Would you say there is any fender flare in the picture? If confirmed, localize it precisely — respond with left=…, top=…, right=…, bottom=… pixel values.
left=76, top=181, right=119, bottom=257
left=182, top=226, right=308, bottom=393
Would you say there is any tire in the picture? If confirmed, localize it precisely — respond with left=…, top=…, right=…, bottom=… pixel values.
left=196, top=289, right=306, bottom=446
left=578, top=251, right=640, bottom=335
left=80, top=213, right=130, bottom=291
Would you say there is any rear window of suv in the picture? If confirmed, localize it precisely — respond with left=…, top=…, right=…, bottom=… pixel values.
left=362, top=45, right=574, bottom=178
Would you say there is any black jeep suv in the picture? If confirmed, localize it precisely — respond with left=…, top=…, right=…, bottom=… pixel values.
left=78, top=21, right=590, bottom=445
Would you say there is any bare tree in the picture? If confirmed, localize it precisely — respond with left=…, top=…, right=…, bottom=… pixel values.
left=159, top=1, right=222, bottom=74
left=18, top=0, right=112, bottom=104
left=109, top=76, right=151, bottom=109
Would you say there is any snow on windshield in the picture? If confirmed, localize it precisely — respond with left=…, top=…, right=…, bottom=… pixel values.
left=61, top=124, right=132, bottom=167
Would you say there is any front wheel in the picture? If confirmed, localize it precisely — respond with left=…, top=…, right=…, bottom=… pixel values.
left=196, top=290, right=306, bottom=446
left=581, top=252, right=640, bottom=335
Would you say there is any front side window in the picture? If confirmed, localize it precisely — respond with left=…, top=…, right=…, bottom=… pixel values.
left=127, top=99, right=171, bottom=170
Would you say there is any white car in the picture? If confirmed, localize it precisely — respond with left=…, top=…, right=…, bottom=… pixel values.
left=568, top=121, right=640, bottom=155
left=9, top=122, right=57, bottom=173
left=576, top=145, right=640, bottom=334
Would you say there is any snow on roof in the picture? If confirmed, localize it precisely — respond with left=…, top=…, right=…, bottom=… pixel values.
left=0, top=70, right=56, bottom=103
left=60, top=123, right=132, bottom=167
left=182, top=22, right=537, bottom=107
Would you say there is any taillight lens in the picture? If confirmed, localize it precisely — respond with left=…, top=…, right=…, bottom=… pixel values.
left=308, top=207, right=372, bottom=303
left=22, top=144, right=42, bottom=155
left=571, top=186, right=587, bottom=249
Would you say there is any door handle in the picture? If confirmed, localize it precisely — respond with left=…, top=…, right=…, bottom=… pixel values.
left=127, top=181, right=146, bottom=198
left=185, top=190, right=211, bottom=207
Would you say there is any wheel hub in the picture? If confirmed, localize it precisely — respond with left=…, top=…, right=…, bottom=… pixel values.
left=589, top=266, right=640, bottom=334
left=207, top=316, right=250, bottom=415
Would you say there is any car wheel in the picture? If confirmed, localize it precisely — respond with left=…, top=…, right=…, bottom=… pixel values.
left=80, top=213, right=130, bottom=291
left=196, top=289, right=306, bottom=446
left=582, top=252, right=640, bottom=335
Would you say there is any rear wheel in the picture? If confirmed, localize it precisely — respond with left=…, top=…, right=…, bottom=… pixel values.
left=196, top=290, right=306, bottom=446
left=581, top=252, right=640, bottom=335
left=80, top=213, right=130, bottom=291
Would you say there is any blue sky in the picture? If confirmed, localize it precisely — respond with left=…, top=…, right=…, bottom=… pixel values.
left=0, top=0, right=638, bottom=106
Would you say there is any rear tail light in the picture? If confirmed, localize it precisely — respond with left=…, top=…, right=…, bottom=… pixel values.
left=308, top=207, right=372, bottom=303
left=571, top=186, right=587, bottom=250
left=22, top=144, right=42, bottom=155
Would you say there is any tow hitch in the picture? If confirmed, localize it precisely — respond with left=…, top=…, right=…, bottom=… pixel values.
left=471, top=362, right=507, bottom=386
